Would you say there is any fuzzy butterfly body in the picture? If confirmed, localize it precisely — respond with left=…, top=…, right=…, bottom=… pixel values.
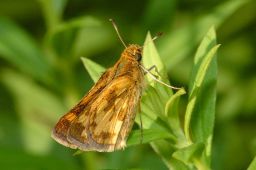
left=52, top=44, right=145, bottom=152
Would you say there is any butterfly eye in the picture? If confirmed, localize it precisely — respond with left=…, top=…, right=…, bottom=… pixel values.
left=134, top=53, right=142, bottom=61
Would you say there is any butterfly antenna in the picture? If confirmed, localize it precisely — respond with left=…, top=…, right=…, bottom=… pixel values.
left=143, top=32, right=163, bottom=48
left=109, top=19, right=127, bottom=48
left=152, top=32, right=163, bottom=41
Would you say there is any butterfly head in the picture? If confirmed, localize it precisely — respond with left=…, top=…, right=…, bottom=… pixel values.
left=122, top=44, right=142, bottom=62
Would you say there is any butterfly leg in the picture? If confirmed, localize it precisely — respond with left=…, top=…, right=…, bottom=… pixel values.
left=144, top=65, right=159, bottom=79
left=139, top=64, right=182, bottom=90
left=138, top=103, right=143, bottom=144
left=147, top=65, right=158, bottom=73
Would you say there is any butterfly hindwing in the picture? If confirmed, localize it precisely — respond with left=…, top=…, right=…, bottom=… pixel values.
left=67, top=76, right=142, bottom=151
left=51, top=67, right=116, bottom=148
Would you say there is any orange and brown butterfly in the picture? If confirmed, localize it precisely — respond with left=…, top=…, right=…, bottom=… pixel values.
left=51, top=19, right=175, bottom=152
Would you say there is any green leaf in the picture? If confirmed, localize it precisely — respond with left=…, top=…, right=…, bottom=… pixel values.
left=143, top=0, right=176, bottom=32
left=38, top=0, right=68, bottom=31
left=142, top=33, right=174, bottom=122
left=165, top=88, right=186, bottom=117
left=150, top=140, right=191, bottom=170
left=81, top=34, right=185, bottom=169
left=168, top=158, right=190, bottom=170
left=184, top=27, right=219, bottom=167
left=191, top=46, right=220, bottom=93
left=0, top=147, right=80, bottom=170
left=0, top=69, right=66, bottom=154
left=141, top=86, right=167, bottom=122
left=248, top=156, right=256, bottom=170
left=159, top=0, right=249, bottom=69
left=150, top=140, right=176, bottom=167
left=142, top=33, right=184, bottom=169
left=143, top=32, right=169, bottom=84
left=72, top=20, right=113, bottom=58
left=81, top=57, right=105, bottom=83
left=0, top=18, right=53, bottom=85
left=127, top=129, right=175, bottom=146
left=135, top=108, right=168, bottom=131
left=47, top=16, right=101, bottom=59
left=173, top=143, right=205, bottom=165
left=165, top=88, right=186, bottom=142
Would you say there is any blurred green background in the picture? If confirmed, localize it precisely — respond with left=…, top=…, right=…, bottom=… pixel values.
left=0, top=0, right=255, bottom=169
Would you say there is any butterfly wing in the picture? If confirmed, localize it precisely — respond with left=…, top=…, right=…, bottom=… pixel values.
left=67, top=75, right=143, bottom=152
left=51, top=67, right=116, bottom=148
left=52, top=49, right=144, bottom=152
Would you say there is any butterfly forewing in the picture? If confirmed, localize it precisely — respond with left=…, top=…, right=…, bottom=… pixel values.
left=52, top=44, right=144, bottom=152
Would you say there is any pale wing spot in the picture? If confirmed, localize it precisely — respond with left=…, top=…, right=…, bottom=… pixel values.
left=96, top=99, right=108, bottom=113
left=94, top=111, right=113, bottom=135
left=90, top=99, right=108, bottom=123
left=114, top=98, right=122, bottom=105
left=94, top=108, right=110, bottom=128
left=122, top=101, right=128, bottom=109
left=112, top=120, right=123, bottom=143
left=81, top=128, right=88, bottom=139
left=119, top=140, right=126, bottom=148
left=109, top=98, right=129, bottom=143
left=114, top=121, right=123, bottom=133
left=77, top=113, right=87, bottom=123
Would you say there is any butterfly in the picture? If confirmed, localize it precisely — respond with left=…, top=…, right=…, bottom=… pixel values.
left=52, top=44, right=144, bottom=152
left=51, top=19, right=178, bottom=152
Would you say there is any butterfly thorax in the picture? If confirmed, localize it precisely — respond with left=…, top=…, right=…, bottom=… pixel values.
left=113, top=44, right=144, bottom=83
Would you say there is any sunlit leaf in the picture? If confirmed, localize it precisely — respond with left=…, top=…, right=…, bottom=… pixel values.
left=184, top=27, right=219, bottom=168
left=248, top=156, right=256, bottom=170
left=81, top=57, right=105, bottom=83
left=142, top=33, right=183, bottom=169
left=143, top=32, right=169, bottom=84
left=165, top=88, right=186, bottom=141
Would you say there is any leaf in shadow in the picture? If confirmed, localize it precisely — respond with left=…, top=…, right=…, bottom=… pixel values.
left=0, top=18, right=53, bottom=85
left=47, top=16, right=101, bottom=59
left=0, top=69, right=66, bottom=154
left=159, top=0, right=249, bottom=69
left=173, top=143, right=205, bottom=167
left=127, top=129, right=175, bottom=146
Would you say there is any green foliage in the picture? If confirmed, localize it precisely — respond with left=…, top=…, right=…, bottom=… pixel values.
left=248, top=157, right=256, bottom=170
left=0, top=0, right=255, bottom=169
left=158, top=0, right=248, bottom=69
left=82, top=31, right=218, bottom=170
left=0, top=18, right=53, bottom=84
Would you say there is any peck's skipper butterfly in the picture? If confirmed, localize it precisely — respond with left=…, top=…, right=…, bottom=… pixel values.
left=52, top=19, right=179, bottom=152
